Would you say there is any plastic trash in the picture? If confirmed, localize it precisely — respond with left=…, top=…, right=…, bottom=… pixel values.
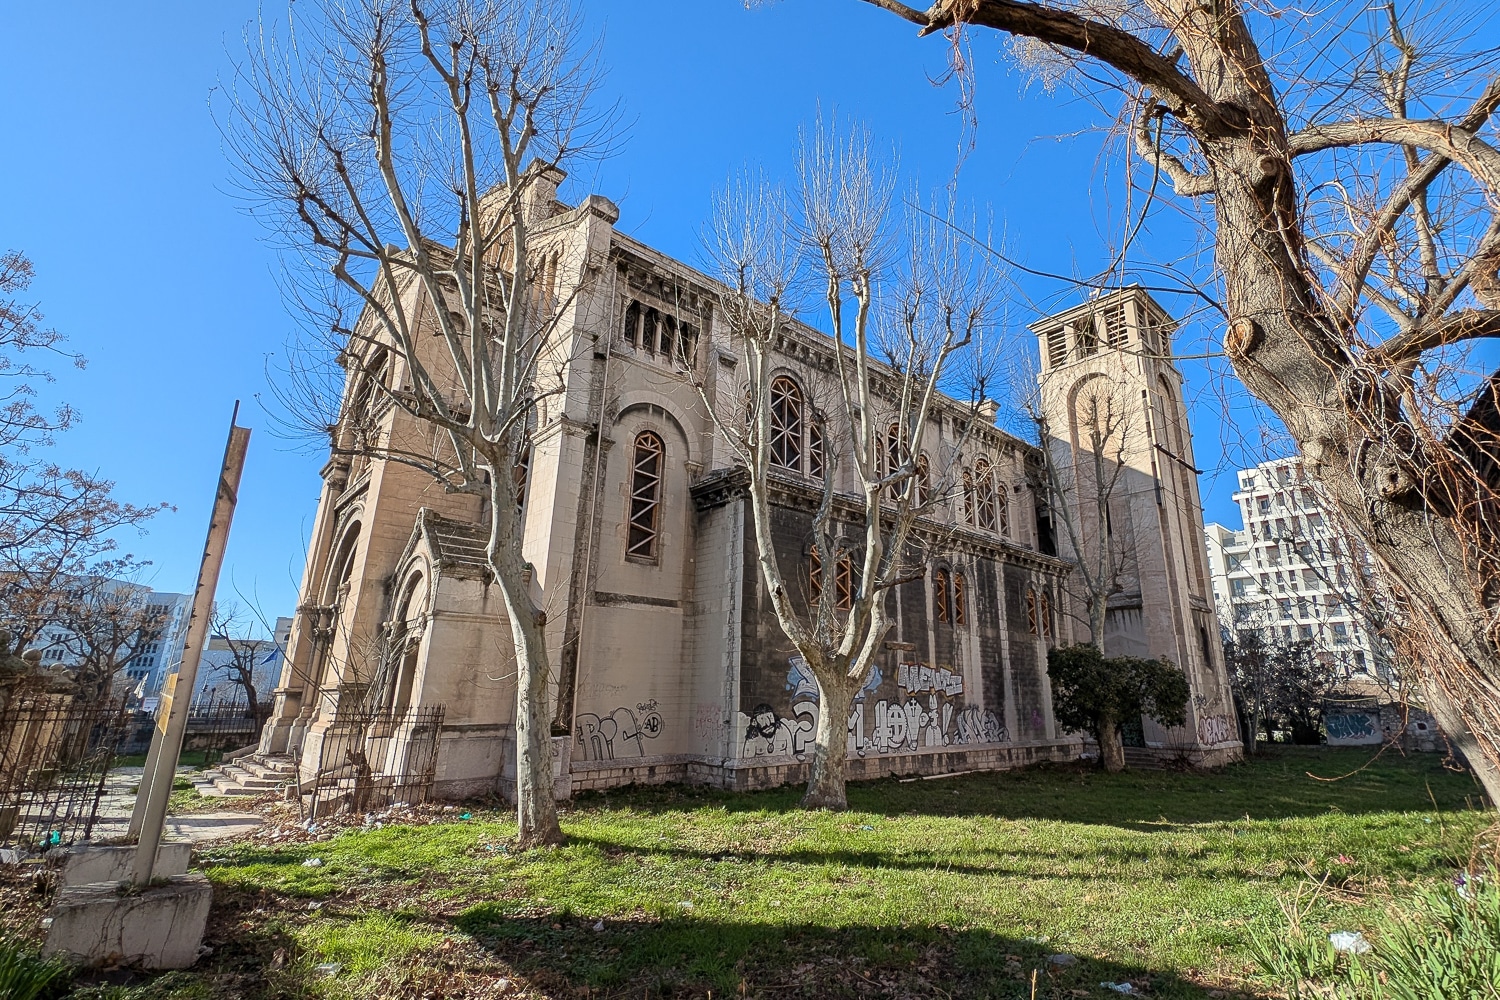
left=1328, top=931, right=1372, bottom=954
left=593, top=919, right=605, bottom=932
left=1101, top=983, right=1135, bottom=994
left=313, top=962, right=342, bottom=977
left=301, top=857, right=324, bottom=867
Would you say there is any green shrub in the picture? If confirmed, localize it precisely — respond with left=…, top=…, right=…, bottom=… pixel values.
left=0, top=934, right=71, bottom=1000
left=1357, top=866, right=1500, bottom=1000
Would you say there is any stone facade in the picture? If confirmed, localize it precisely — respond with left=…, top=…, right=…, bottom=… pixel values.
left=257, top=175, right=1240, bottom=799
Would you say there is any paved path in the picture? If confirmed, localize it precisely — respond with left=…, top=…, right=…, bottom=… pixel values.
left=86, top=767, right=263, bottom=845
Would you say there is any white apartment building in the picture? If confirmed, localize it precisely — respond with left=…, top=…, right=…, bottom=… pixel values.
left=1205, top=457, right=1389, bottom=680
left=29, top=581, right=192, bottom=698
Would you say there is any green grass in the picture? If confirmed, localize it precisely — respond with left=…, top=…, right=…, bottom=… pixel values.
left=99, top=748, right=1493, bottom=999
left=113, top=750, right=219, bottom=769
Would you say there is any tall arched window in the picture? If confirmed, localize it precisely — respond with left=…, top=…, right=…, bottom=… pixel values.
left=627, top=431, right=665, bottom=561
left=962, top=469, right=977, bottom=526
left=1026, top=587, right=1039, bottom=636
left=915, top=454, right=930, bottom=507
left=975, top=459, right=997, bottom=531
left=934, top=568, right=950, bottom=624
left=769, top=376, right=803, bottom=471
left=997, top=482, right=1010, bottom=536
left=1039, top=588, right=1053, bottom=638
left=952, top=571, right=968, bottom=627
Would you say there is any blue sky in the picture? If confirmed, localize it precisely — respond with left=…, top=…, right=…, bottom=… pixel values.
left=0, top=1, right=1262, bottom=623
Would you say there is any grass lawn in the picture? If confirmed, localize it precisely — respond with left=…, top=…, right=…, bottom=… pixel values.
left=72, top=747, right=1492, bottom=1000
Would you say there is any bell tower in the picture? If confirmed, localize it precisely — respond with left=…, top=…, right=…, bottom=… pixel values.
left=1032, top=287, right=1240, bottom=761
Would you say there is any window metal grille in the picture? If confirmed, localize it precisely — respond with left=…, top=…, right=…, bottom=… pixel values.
left=769, top=376, right=803, bottom=470
left=627, top=431, right=665, bottom=560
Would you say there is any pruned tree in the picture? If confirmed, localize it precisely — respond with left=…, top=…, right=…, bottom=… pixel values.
left=1046, top=643, right=1190, bottom=771
left=1029, top=376, right=1136, bottom=649
left=701, top=124, right=998, bottom=810
left=854, top=0, right=1500, bottom=805
left=226, top=0, right=615, bottom=846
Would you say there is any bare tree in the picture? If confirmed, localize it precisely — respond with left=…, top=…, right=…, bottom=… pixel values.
left=226, top=0, right=616, bottom=846
left=0, top=252, right=164, bottom=654
left=1029, top=382, right=1135, bottom=650
left=855, top=0, right=1500, bottom=804
left=54, top=564, right=171, bottom=705
left=701, top=125, right=998, bottom=809
left=206, top=602, right=273, bottom=721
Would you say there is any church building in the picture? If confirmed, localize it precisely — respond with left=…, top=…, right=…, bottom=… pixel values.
left=251, top=171, right=1241, bottom=803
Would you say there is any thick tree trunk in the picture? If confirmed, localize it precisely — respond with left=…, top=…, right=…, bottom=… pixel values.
left=1423, top=680, right=1500, bottom=806
left=491, top=491, right=564, bottom=849
left=803, top=673, right=856, bottom=810
left=1098, top=716, right=1126, bottom=772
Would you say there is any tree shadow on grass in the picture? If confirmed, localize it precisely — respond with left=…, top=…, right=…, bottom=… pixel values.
left=453, top=907, right=1249, bottom=1000
left=575, top=747, right=1487, bottom=829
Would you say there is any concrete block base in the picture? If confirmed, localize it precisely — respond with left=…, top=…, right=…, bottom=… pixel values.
left=44, top=872, right=212, bottom=970
left=60, top=843, right=192, bottom=887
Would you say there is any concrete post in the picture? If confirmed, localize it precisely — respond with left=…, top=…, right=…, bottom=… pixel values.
left=129, top=407, right=250, bottom=885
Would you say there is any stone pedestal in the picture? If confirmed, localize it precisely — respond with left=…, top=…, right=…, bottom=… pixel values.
left=44, top=872, right=212, bottom=969
left=59, top=842, right=192, bottom=887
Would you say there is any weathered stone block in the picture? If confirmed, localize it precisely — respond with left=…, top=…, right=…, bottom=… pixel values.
left=59, top=842, right=192, bottom=887
left=44, top=872, right=211, bottom=970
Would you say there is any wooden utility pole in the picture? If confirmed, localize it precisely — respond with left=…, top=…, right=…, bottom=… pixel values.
left=129, top=405, right=250, bottom=885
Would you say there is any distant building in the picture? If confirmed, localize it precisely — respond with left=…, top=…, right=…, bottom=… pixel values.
left=1205, top=457, right=1389, bottom=681
left=190, top=616, right=292, bottom=712
left=26, top=580, right=191, bottom=699
left=130, top=592, right=192, bottom=697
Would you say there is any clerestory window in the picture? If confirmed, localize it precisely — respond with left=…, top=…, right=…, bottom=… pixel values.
left=769, top=376, right=804, bottom=471
left=627, top=431, right=665, bottom=561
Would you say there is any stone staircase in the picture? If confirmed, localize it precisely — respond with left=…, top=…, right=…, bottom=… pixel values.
left=192, top=753, right=299, bottom=798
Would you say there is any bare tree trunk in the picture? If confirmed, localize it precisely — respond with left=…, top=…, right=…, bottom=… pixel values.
left=803, top=674, right=856, bottom=810
left=492, top=498, right=563, bottom=848
left=1098, top=715, right=1126, bottom=773
left=1424, top=680, right=1500, bottom=806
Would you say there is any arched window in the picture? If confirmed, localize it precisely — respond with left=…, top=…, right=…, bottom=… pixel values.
left=768, top=376, right=803, bottom=470
left=996, top=482, right=1010, bottom=536
left=962, top=469, right=977, bottom=526
left=952, top=571, right=968, bottom=627
left=934, top=568, right=950, bottom=624
left=1039, top=589, right=1053, bottom=638
left=975, top=459, right=997, bottom=531
left=1026, top=588, right=1039, bottom=636
left=915, top=454, right=930, bottom=507
left=627, top=431, right=665, bottom=561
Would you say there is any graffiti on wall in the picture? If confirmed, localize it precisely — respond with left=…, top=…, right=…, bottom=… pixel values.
left=739, top=701, right=817, bottom=758
left=1197, top=714, right=1235, bottom=747
left=1326, top=711, right=1380, bottom=745
left=575, top=700, right=665, bottom=761
left=738, top=660, right=1007, bottom=760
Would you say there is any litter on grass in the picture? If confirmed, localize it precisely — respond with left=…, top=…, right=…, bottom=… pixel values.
left=1328, top=931, right=1372, bottom=954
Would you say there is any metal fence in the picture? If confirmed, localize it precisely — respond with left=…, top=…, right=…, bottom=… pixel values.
left=307, top=705, right=444, bottom=818
left=0, top=694, right=130, bottom=851
left=183, top=702, right=270, bottom=762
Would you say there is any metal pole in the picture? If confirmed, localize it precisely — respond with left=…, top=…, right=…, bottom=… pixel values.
left=130, top=405, right=250, bottom=885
